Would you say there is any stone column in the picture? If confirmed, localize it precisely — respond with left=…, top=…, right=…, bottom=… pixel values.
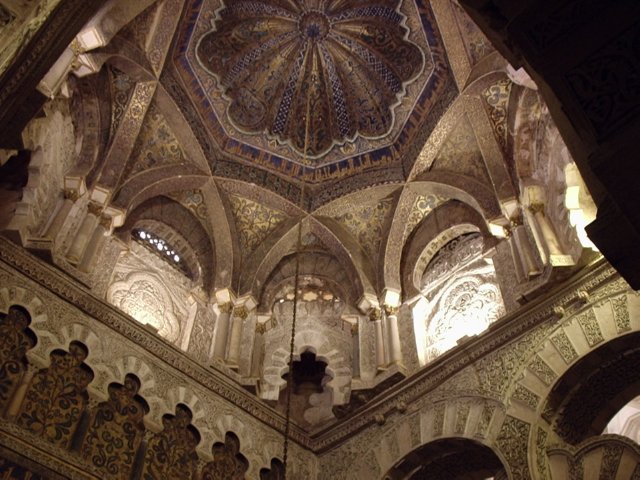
left=43, top=190, right=76, bottom=240
left=530, top=204, right=562, bottom=254
left=510, top=220, right=541, bottom=279
left=227, top=305, right=248, bottom=368
left=67, top=203, right=100, bottom=264
left=351, top=322, right=360, bottom=378
left=212, top=302, right=233, bottom=361
left=251, top=321, right=267, bottom=378
left=79, top=214, right=110, bottom=272
left=384, top=305, right=403, bottom=366
left=370, top=308, right=386, bottom=371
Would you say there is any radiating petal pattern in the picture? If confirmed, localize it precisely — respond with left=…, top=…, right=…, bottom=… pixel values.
left=196, top=0, right=425, bottom=159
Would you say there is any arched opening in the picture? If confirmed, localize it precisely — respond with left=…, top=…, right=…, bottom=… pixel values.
left=274, top=348, right=336, bottom=429
left=384, top=438, right=507, bottom=480
left=414, top=232, right=505, bottom=365
left=543, top=332, right=640, bottom=444
left=604, top=396, right=640, bottom=443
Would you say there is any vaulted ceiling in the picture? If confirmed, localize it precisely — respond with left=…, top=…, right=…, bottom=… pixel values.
left=65, top=0, right=527, bottom=309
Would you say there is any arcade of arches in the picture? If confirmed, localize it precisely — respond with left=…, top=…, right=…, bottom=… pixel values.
left=0, top=0, right=639, bottom=479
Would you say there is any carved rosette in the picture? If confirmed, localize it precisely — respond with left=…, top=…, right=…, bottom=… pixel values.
left=196, top=0, right=425, bottom=159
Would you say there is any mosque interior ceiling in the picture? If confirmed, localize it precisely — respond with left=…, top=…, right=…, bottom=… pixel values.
left=1, top=0, right=631, bottom=478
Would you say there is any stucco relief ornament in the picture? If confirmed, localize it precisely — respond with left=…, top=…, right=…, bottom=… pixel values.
left=196, top=0, right=425, bottom=160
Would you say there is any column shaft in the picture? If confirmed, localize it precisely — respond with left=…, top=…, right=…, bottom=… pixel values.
left=227, top=306, right=248, bottom=367
left=79, top=222, right=107, bottom=271
left=67, top=210, right=97, bottom=264
left=44, top=197, right=73, bottom=240
left=370, top=309, right=385, bottom=370
left=212, top=303, right=232, bottom=361
left=386, top=311, right=402, bottom=366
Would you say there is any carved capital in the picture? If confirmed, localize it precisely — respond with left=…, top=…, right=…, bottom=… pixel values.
left=383, top=305, right=398, bottom=317
left=87, top=202, right=103, bottom=217
left=98, top=214, right=112, bottom=230
left=64, top=189, right=80, bottom=202
left=528, top=202, right=546, bottom=215
left=350, top=323, right=359, bottom=336
left=369, top=308, right=382, bottom=322
left=219, top=302, right=233, bottom=314
left=504, top=226, right=513, bottom=239
left=233, top=305, right=249, bottom=320
left=70, top=38, right=83, bottom=56
left=255, top=322, right=266, bottom=335
left=510, top=213, right=524, bottom=228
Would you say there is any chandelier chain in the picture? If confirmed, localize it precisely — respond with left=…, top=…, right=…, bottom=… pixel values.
left=282, top=70, right=314, bottom=478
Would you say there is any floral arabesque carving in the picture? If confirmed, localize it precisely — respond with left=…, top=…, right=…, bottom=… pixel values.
left=17, top=341, right=93, bottom=449
left=201, top=431, right=248, bottom=480
left=81, top=374, right=148, bottom=479
left=142, top=404, right=201, bottom=480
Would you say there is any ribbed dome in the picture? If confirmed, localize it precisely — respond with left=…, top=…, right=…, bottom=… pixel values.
left=196, top=0, right=425, bottom=160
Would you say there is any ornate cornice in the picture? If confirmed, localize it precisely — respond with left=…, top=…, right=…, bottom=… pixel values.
left=0, top=237, right=621, bottom=453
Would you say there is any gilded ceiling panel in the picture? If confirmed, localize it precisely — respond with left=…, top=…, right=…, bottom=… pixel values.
left=124, top=101, right=187, bottom=179
left=334, top=198, right=394, bottom=262
left=109, top=66, right=135, bottom=136
left=173, top=0, right=455, bottom=187
left=431, top=115, right=492, bottom=186
left=482, top=78, right=513, bottom=152
left=167, top=189, right=209, bottom=223
left=403, top=193, right=448, bottom=242
left=118, top=2, right=159, bottom=51
left=227, top=194, right=288, bottom=260
left=451, top=3, right=495, bottom=66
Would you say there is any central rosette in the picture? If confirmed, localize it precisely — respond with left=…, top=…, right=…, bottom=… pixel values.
left=197, top=1, right=425, bottom=160
left=299, top=11, right=330, bottom=41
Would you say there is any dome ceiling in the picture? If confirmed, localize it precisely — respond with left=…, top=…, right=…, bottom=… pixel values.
left=173, top=0, right=455, bottom=195
left=196, top=0, right=426, bottom=160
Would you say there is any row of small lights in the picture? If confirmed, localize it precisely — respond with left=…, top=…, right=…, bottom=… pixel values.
left=137, top=229, right=180, bottom=263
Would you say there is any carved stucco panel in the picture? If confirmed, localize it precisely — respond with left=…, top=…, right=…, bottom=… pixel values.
left=0, top=265, right=315, bottom=475
left=20, top=100, right=77, bottom=236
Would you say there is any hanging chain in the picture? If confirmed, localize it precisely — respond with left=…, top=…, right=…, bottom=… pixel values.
left=282, top=71, right=313, bottom=478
